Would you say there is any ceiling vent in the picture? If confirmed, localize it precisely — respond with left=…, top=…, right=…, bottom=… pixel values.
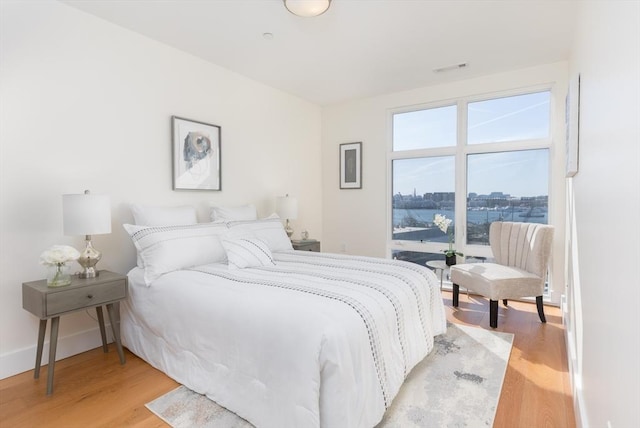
left=433, top=62, right=469, bottom=73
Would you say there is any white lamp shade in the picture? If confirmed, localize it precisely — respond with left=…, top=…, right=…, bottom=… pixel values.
left=284, top=0, right=331, bottom=17
left=276, top=195, right=298, bottom=220
left=63, top=193, right=112, bottom=236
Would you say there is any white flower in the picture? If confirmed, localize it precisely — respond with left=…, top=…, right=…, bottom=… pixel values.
left=433, top=214, right=452, bottom=234
left=40, top=245, right=80, bottom=266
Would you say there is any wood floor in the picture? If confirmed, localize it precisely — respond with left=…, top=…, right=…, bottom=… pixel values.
left=0, top=291, right=575, bottom=427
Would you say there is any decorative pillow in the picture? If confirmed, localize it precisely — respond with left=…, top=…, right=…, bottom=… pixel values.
left=210, top=204, right=257, bottom=222
left=123, top=222, right=228, bottom=286
left=226, top=218, right=293, bottom=252
left=131, top=204, right=197, bottom=226
left=222, top=237, right=275, bottom=270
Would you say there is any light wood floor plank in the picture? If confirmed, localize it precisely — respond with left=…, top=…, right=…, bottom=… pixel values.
left=1, top=291, right=575, bottom=427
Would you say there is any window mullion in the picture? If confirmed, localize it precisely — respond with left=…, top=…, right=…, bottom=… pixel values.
left=456, top=100, right=468, bottom=252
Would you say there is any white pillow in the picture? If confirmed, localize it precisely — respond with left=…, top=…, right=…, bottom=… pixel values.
left=123, top=222, right=228, bottom=286
left=226, top=218, right=293, bottom=252
left=130, top=205, right=198, bottom=268
left=131, top=204, right=197, bottom=226
left=222, top=237, right=275, bottom=270
left=210, top=204, right=257, bottom=222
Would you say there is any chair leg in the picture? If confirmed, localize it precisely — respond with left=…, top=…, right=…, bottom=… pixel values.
left=490, top=300, right=498, bottom=328
left=536, top=296, right=546, bottom=323
left=453, top=283, right=459, bottom=307
left=503, top=299, right=508, bottom=306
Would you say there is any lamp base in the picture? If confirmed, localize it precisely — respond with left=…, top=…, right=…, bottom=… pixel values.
left=285, top=219, right=294, bottom=238
left=79, top=267, right=99, bottom=279
left=78, top=237, right=102, bottom=279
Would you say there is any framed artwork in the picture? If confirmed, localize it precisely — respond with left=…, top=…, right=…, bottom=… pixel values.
left=565, top=74, right=580, bottom=177
left=339, top=142, right=362, bottom=189
left=172, top=116, right=221, bottom=190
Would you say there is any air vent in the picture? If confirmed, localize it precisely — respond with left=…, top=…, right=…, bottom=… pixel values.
left=433, top=62, right=468, bottom=73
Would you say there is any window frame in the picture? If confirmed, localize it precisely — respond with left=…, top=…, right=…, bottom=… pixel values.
left=387, top=84, right=554, bottom=285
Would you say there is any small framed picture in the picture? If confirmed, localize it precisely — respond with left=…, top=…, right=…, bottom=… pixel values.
left=339, top=142, right=362, bottom=189
left=172, top=116, right=221, bottom=190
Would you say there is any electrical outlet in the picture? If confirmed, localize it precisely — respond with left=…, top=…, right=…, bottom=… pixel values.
left=340, top=243, right=347, bottom=253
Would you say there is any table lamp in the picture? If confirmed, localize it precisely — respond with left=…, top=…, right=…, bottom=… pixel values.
left=62, top=190, right=111, bottom=278
left=276, top=194, right=298, bottom=238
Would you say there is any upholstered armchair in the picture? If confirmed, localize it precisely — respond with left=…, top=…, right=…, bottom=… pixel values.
left=450, top=221, right=554, bottom=328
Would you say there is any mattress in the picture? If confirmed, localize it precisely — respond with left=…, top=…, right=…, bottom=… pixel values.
left=121, top=250, right=446, bottom=428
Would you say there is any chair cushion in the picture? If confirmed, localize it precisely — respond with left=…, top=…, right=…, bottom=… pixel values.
left=450, top=262, right=544, bottom=300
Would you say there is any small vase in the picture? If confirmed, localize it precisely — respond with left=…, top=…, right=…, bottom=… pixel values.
left=445, top=254, right=457, bottom=266
left=47, top=264, right=72, bottom=287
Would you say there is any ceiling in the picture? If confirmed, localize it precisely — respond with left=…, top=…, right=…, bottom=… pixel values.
left=61, top=0, right=579, bottom=106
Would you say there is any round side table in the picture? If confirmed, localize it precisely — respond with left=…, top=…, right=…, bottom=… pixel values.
left=426, top=260, right=470, bottom=296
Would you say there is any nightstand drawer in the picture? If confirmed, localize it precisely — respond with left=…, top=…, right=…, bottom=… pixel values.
left=46, top=281, right=126, bottom=316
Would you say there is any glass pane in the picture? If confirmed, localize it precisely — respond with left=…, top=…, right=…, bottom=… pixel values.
left=466, top=149, right=549, bottom=245
left=392, top=156, right=457, bottom=244
left=468, top=91, right=550, bottom=144
left=464, top=255, right=495, bottom=264
left=391, top=250, right=445, bottom=266
left=393, top=105, right=457, bottom=151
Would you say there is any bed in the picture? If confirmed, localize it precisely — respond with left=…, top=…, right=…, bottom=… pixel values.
left=121, top=214, right=446, bottom=428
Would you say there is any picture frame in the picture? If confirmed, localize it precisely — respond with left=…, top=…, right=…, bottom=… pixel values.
left=339, top=142, right=362, bottom=189
left=565, top=75, right=580, bottom=177
left=172, top=116, right=221, bottom=191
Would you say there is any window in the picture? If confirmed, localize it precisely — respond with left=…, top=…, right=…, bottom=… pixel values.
left=468, top=92, right=550, bottom=144
left=466, top=149, right=549, bottom=245
left=392, top=156, right=455, bottom=244
left=393, top=105, right=456, bottom=151
left=389, top=89, right=551, bottom=269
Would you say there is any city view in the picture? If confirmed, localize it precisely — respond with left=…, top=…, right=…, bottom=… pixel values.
left=392, top=190, right=548, bottom=246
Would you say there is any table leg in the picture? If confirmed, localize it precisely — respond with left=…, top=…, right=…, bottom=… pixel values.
left=439, top=269, right=444, bottom=290
left=34, top=319, right=47, bottom=379
left=96, top=306, right=109, bottom=353
left=453, top=284, right=459, bottom=307
left=106, top=303, right=125, bottom=365
left=46, top=316, right=60, bottom=395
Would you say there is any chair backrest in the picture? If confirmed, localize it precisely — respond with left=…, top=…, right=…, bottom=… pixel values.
left=489, top=221, right=554, bottom=278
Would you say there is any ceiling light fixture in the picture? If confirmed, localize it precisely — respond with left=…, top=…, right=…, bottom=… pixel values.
left=284, top=0, right=331, bottom=17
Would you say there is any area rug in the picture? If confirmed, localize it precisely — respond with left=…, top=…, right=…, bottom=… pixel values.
left=146, top=323, right=514, bottom=428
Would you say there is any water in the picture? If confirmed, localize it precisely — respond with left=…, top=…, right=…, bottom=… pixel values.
left=393, top=208, right=548, bottom=227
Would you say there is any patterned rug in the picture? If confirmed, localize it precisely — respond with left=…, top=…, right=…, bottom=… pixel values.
left=146, top=323, right=513, bottom=428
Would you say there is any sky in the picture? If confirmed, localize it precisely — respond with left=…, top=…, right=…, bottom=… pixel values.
left=392, top=91, right=551, bottom=197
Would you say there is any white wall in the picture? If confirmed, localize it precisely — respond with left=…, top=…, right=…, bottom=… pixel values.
left=321, top=62, right=568, bottom=303
left=567, top=2, right=640, bottom=427
left=0, top=0, right=322, bottom=378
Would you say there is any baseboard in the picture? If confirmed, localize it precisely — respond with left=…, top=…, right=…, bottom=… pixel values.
left=0, top=325, right=114, bottom=380
left=562, top=293, right=588, bottom=427
left=574, top=387, right=588, bottom=427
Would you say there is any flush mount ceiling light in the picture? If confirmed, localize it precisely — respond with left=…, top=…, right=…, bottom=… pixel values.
left=284, top=0, right=331, bottom=17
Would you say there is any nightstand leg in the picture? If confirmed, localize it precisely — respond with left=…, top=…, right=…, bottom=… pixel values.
left=46, top=316, right=60, bottom=395
left=106, top=303, right=125, bottom=365
left=95, top=306, right=109, bottom=353
left=34, top=319, right=47, bottom=379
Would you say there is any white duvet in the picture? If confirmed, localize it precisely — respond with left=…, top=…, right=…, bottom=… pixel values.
left=121, top=251, right=446, bottom=428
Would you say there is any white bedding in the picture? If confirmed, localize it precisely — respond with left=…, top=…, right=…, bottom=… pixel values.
left=121, top=251, right=446, bottom=428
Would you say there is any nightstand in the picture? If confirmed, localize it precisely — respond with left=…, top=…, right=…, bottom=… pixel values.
left=292, top=239, right=321, bottom=252
left=22, top=270, right=128, bottom=395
